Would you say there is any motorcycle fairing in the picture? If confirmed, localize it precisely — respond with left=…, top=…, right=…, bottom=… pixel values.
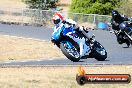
left=52, top=25, right=65, bottom=40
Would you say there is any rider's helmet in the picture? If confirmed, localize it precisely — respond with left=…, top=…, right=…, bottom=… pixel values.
left=52, top=12, right=64, bottom=25
left=112, top=10, right=121, bottom=22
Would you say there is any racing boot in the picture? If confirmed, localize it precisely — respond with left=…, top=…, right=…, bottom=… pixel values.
left=79, top=37, right=91, bottom=59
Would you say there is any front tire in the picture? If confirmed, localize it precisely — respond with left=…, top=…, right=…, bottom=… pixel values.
left=117, top=33, right=125, bottom=44
left=60, top=42, right=80, bottom=62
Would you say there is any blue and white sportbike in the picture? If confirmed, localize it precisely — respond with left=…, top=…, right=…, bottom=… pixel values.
left=51, top=25, right=107, bottom=62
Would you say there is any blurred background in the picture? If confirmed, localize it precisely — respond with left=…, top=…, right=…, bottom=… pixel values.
left=0, top=0, right=131, bottom=29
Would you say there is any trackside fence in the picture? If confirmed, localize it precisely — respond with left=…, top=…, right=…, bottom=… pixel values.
left=0, top=8, right=111, bottom=28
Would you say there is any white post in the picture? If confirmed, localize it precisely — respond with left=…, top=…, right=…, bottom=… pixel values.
left=93, top=14, right=96, bottom=24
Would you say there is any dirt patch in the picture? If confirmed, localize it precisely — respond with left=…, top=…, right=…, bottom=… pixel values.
left=57, top=0, right=71, bottom=12
left=0, top=34, right=64, bottom=61
left=0, top=0, right=26, bottom=9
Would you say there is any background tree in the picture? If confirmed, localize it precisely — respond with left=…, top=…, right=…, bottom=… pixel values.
left=24, top=0, right=58, bottom=10
left=70, top=0, right=121, bottom=15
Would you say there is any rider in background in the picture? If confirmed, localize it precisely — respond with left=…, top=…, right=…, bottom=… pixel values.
left=111, top=10, right=132, bottom=46
left=51, top=12, right=90, bottom=59
left=111, top=10, right=131, bottom=31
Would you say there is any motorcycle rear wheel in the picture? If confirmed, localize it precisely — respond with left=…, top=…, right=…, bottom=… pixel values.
left=92, top=41, right=107, bottom=61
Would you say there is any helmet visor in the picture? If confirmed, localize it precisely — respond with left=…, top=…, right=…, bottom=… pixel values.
left=53, top=19, right=60, bottom=24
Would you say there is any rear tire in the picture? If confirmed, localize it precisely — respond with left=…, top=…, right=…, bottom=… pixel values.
left=92, top=41, right=107, bottom=61
left=60, top=42, right=80, bottom=62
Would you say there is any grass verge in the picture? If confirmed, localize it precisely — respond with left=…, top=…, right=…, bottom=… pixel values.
left=0, top=65, right=131, bottom=88
left=0, top=34, right=64, bottom=61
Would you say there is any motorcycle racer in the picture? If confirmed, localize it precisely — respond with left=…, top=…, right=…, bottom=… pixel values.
left=51, top=12, right=91, bottom=59
left=111, top=10, right=132, bottom=47
left=111, top=10, right=131, bottom=31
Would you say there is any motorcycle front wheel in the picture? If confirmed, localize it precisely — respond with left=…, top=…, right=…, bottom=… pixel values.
left=60, top=41, right=80, bottom=62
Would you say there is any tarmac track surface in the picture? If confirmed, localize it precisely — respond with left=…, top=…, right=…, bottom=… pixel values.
left=0, top=24, right=132, bottom=65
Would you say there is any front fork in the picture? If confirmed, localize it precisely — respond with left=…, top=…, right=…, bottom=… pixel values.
left=124, top=31, right=132, bottom=43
